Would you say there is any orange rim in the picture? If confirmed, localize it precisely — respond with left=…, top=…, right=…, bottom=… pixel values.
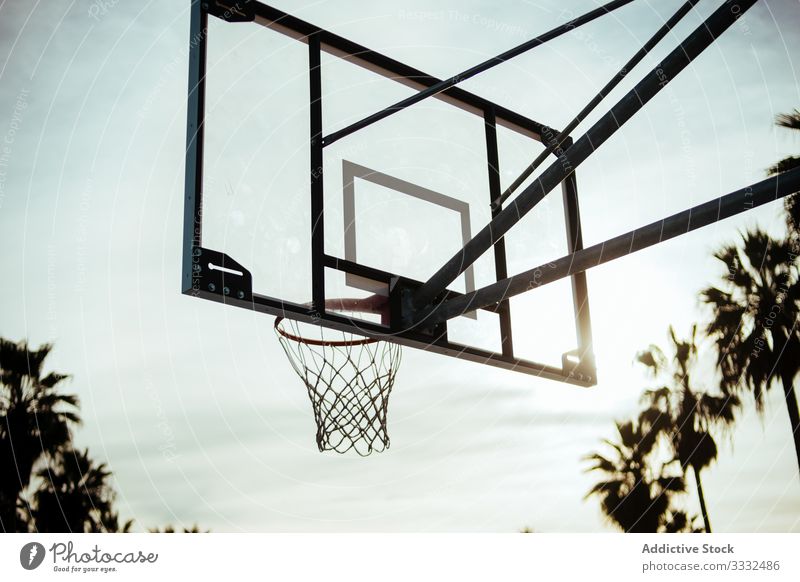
left=273, top=296, right=388, bottom=347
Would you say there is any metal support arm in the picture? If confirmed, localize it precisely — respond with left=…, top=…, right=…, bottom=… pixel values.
left=411, top=0, right=758, bottom=313
left=492, top=0, right=701, bottom=209
left=321, top=0, right=637, bottom=147
left=421, top=167, right=800, bottom=324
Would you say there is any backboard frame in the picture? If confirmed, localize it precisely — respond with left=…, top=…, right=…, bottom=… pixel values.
left=182, top=0, right=597, bottom=386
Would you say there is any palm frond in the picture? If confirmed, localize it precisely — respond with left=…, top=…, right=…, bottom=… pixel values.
left=636, top=346, right=666, bottom=375
left=775, top=109, right=800, bottom=131
left=616, top=421, right=637, bottom=448
left=584, top=453, right=616, bottom=474
left=767, top=156, right=800, bottom=177
left=785, top=193, right=800, bottom=233
left=39, top=373, right=71, bottom=389
left=657, top=475, right=685, bottom=493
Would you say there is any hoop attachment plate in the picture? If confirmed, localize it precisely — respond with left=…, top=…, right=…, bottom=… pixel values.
left=191, top=247, right=253, bottom=302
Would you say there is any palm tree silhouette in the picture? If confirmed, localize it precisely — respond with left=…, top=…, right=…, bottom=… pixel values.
left=701, top=230, right=800, bottom=476
left=767, top=108, right=800, bottom=247
left=2, top=337, right=204, bottom=532
left=767, top=110, right=800, bottom=175
left=0, top=339, right=80, bottom=532
left=636, top=326, right=739, bottom=533
left=31, top=448, right=131, bottom=532
left=585, top=419, right=688, bottom=532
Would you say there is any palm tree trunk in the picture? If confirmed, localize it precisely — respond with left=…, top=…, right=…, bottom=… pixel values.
left=693, top=467, right=711, bottom=533
left=780, top=372, right=800, bottom=477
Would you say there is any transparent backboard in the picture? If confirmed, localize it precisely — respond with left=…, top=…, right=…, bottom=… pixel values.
left=184, top=1, right=595, bottom=385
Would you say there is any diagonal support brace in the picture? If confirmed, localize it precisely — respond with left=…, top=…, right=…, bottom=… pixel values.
left=418, top=167, right=800, bottom=325
left=410, top=0, right=759, bottom=315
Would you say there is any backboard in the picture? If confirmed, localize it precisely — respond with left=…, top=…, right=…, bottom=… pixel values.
left=184, top=0, right=800, bottom=392
left=183, top=0, right=594, bottom=386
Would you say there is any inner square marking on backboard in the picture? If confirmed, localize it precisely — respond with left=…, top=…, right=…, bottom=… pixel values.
left=341, top=159, right=477, bottom=318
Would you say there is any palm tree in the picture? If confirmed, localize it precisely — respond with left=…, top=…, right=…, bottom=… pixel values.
left=767, top=108, right=800, bottom=242
left=767, top=109, right=800, bottom=176
left=701, top=230, right=800, bottom=475
left=585, top=419, right=688, bottom=532
left=31, top=448, right=131, bottom=533
left=636, top=326, right=739, bottom=533
left=0, top=339, right=80, bottom=532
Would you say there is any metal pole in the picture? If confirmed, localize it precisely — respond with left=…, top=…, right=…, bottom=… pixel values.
left=183, top=0, right=207, bottom=294
left=423, top=166, right=800, bottom=324
left=492, top=0, right=701, bottom=210
left=309, top=33, right=325, bottom=313
left=412, top=0, right=758, bottom=312
left=321, top=0, right=636, bottom=148
left=484, top=106, right=514, bottom=358
left=250, top=2, right=554, bottom=142
left=561, top=171, right=594, bottom=367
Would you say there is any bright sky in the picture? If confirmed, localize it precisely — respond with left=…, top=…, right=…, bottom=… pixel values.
left=1, top=0, right=799, bottom=532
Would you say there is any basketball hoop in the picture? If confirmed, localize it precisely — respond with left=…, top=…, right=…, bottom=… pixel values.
left=274, top=296, right=402, bottom=456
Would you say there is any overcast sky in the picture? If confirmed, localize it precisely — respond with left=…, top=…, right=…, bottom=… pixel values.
left=1, top=0, right=799, bottom=532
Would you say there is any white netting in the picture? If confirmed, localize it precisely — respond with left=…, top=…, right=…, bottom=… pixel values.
left=275, top=301, right=401, bottom=455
